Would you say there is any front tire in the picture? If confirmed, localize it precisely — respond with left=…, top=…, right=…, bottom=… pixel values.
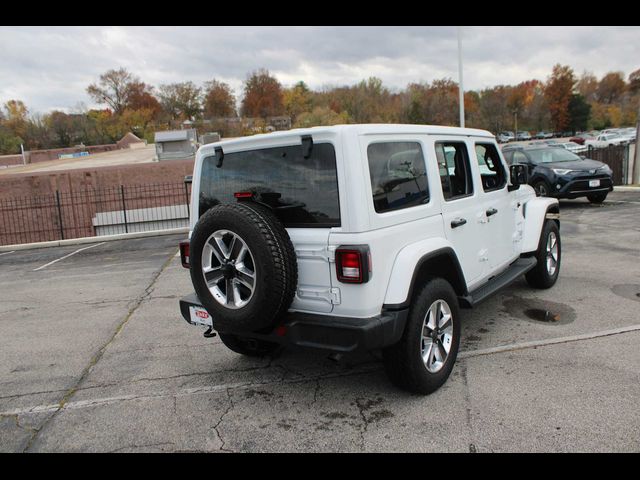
left=525, top=220, right=561, bottom=289
left=587, top=192, right=607, bottom=204
left=382, top=278, right=461, bottom=395
left=533, top=180, right=551, bottom=197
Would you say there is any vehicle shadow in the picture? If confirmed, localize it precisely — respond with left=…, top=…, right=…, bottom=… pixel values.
left=557, top=198, right=606, bottom=210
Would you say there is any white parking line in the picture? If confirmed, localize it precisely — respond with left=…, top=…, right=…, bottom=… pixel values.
left=0, top=250, right=15, bottom=257
left=33, top=242, right=106, bottom=272
left=457, top=323, right=640, bottom=359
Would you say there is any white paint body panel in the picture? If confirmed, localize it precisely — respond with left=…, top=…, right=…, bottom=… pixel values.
left=188, top=124, right=556, bottom=318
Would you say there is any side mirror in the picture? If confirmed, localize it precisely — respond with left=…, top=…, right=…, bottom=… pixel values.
left=508, top=164, right=528, bottom=191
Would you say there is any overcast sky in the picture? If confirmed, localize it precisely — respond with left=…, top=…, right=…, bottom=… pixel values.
left=1, top=26, right=638, bottom=114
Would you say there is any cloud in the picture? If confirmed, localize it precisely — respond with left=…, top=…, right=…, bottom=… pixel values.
left=0, top=26, right=638, bottom=113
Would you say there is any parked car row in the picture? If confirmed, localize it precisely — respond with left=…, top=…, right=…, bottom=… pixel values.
left=497, top=127, right=637, bottom=147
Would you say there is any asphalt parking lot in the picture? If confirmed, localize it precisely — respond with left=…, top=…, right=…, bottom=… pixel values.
left=1, top=190, right=639, bottom=453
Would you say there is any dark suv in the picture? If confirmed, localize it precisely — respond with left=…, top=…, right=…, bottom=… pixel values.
left=502, top=144, right=614, bottom=203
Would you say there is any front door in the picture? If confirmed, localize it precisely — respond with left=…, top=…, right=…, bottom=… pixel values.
left=433, top=139, right=488, bottom=289
left=471, top=141, right=519, bottom=272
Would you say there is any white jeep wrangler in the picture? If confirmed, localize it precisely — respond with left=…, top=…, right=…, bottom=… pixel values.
left=179, top=124, right=561, bottom=394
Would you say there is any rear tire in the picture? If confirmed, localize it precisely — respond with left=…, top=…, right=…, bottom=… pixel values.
left=219, top=333, right=280, bottom=357
left=587, top=192, right=607, bottom=204
left=382, top=278, right=461, bottom=395
left=525, top=220, right=561, bottom=289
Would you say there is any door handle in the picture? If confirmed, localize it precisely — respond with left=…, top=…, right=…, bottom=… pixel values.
left=451, top=218, right=467, bottom=228
left=486, top=208, right=498, bottom=217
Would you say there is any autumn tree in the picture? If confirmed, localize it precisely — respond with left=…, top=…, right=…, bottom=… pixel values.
left=240, top=69, right=285, bottom=118
left=477, top=86, right=511, bottom=133
left=86, top=68, right=137, bottom=115
left=158, top=82, right=202, bottom=121
left=403, top=79, right=459, bottom=126
left=576, top=71, right=599, bottom=102
left=203, top=80, right=237, bottom=118
left=126, top=82, right=163, bottom=118
left=544, top=64, right=576, bottom=132
left=629, top=69, right=640, bottom=95
left=283, top=81, right=312, bottom=123
left=596, top=72, right=627, bottom=104
left=3, top=100, right=29, bottom=139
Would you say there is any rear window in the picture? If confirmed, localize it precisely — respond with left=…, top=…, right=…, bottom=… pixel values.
left=199, top=143, right=340, bottom=227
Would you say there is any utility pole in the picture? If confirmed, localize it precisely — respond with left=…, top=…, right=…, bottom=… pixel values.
left=457, top=26, right=465, bottom=128
left=633, top=113, right=640, bottom=184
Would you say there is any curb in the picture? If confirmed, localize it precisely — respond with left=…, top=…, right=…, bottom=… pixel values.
left=0, top=227, right=189, bottom=252
left=614, top=186, right=640, bottom=192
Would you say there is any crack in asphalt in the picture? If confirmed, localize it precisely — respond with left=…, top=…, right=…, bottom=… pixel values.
left=20, top=251, right=177, bottom=452
left=210, top=389, right=236, bottom=453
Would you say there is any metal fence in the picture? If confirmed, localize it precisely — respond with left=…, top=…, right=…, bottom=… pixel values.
left=585, top=144, right=630, bottom=186
left=0, top=182, right=191, bottom=246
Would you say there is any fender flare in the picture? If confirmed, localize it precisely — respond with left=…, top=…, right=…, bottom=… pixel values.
left=521, top=197, right=560, bottom=253
left=383, top=241, right=468, bottom=311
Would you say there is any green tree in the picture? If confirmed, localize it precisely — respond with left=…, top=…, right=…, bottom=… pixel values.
left=567, top=94, right=591, bottom=132
left=158, top=82, right=202, bottom=121
left=294, top=106, right=350, bottom=128
left=0, top=124, right=23, bottom=154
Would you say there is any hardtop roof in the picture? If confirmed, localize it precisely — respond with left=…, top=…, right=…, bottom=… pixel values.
left=198, top=124, right=495, bottom=157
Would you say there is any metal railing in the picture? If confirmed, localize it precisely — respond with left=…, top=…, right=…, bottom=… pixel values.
left=0, top=181, right=191, bottom=246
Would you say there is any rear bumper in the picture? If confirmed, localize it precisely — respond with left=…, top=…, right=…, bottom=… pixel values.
left=179, top=293, right=408, bottom=353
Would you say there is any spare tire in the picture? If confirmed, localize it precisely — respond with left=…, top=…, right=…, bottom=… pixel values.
left=189, top=202, right=298, bottom=332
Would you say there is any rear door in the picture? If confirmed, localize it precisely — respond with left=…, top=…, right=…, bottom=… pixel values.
left=197, top=140, right=341, bottom=314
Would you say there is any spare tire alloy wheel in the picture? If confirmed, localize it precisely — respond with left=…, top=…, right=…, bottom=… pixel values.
left=190, top=202, right=298, bottom=333
left=202, top=230, right=256, bottom=309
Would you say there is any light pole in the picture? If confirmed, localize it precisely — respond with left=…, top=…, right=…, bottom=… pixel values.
left=514, top=111, right=518, bottom=140
left=457, top=26, right=465, bottom=128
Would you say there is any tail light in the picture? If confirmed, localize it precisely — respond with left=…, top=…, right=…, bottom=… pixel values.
left=180, top=240, right=190, bottom=268
left=335, top=246, right=370, bottom=284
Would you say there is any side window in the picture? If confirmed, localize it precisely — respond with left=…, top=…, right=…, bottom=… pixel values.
left=512, top=151, right=529, bottom=164
left=503, top=150, right=514, bottom=165
left=475, top=143, right=507, bottom=192
left=435, top=142, right=473, bottom=201
left=367, top=142, right=429, bottom=213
